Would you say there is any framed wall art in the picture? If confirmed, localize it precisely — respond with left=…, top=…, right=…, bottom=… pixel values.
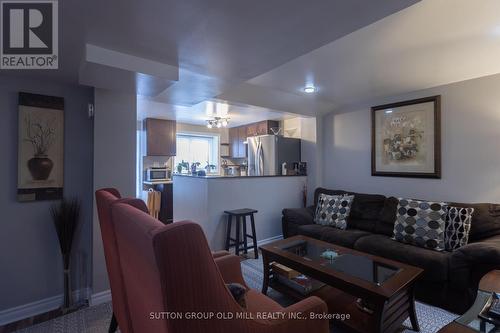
left=17, top=92, right=64, bottom=201
left=371, top=95, right=441, bottom=178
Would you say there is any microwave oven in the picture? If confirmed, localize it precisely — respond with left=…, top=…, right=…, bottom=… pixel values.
left=145, top=168, right=169, bottom=181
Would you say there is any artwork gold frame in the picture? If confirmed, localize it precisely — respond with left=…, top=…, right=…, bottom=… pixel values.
left=371, top=96, right=441, bottom=178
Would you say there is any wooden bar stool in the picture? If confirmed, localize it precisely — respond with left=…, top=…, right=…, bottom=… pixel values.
left=224, top=208, right=258, bottom=259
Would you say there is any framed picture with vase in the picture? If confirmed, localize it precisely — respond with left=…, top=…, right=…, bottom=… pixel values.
left=17, top=92, right=64, bottom=201
left=371, top=95, right=441, bottom=178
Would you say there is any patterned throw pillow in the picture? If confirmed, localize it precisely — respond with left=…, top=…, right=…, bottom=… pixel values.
left=445, top=207, right=474, bottom=251
left=392, top=198, right=448, bottom=251
left=314, top=194, right=354, bottom=229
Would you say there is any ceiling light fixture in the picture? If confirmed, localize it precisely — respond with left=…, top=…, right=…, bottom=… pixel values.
left=303, top=86, right=316, bottom=93
left=206, top=116, right=229, bottom=129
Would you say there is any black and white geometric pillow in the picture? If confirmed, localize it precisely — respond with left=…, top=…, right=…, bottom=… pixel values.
left=445, top=207, right=474, bottom=251
left=314, top=194, right=354, bottom=229
left=392, top=198, right=448, bottom=251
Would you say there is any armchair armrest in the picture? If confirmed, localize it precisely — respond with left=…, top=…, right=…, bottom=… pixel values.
left=214, top=254, right=248, bottom=288
left=282, top=206, right=315, bottom=238
left=212, top=250, right=230, bottom=258
left=266, top=296, right=329, bottom=333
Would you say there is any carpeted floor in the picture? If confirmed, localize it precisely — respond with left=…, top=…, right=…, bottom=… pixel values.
left=14, top=257, right=458, bottom=333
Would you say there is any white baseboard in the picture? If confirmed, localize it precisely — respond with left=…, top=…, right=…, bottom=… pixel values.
left=90, top=289, right=111, bottom=306
left=245, top=234, right=283, bottom=253
left=257, top=234, right=283, bottom=247
left=0, top=288, right=90, bottom=326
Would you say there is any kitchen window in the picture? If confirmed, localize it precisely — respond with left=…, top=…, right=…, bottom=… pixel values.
left=174, top=133, right=219, bottom=174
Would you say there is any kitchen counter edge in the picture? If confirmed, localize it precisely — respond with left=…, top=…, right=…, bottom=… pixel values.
left=173, top=174, right=306, bottom=179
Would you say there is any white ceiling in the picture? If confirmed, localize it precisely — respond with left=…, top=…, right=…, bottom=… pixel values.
left=137, top=98, right=297, bottom=127
left=245, top=0, right=500, bottom=111
left=0, top=0, right=421, bottom=124
left=8, top=0, right=500, bottom=123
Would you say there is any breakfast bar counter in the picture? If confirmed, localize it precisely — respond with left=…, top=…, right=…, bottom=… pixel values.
left=173, top=174, right=307, bottom=250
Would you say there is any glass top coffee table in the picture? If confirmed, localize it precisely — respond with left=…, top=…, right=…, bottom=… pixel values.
left=259, top=235, right=423, bottom=333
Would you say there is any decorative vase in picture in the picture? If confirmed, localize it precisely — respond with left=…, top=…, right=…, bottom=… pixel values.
left=28, top=154, right=54, bottom=180
left=17, top=92, right=64, bottom=202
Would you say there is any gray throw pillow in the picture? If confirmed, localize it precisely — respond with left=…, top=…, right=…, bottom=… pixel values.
left=392, top=198, right=448, bottom=251
left=314, top=194, right=354, bottom=230
left=445, top=206, right=474, bottom=251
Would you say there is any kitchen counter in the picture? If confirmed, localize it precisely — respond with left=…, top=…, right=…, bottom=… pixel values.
left=173, top=174, right=306, bottom=179
left=173, top=174, right=307, bottom=250
left=143, top=179, right=173, bottom=185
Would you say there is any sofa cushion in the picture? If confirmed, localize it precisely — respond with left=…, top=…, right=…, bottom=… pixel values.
left=348, top=193, right=386, bottom=232
left=313, top=189, right=385, bottom=232
left=320, top=228, right=371, bottom=248
left=296, top=224, right=329, bottom=239
left=349, top=193, right=387, bottom=221
left=313, top=188, right=349, bottom=208
left=451, top=202, right=500, bottom=241
left=296, top=225, right=371, bottom=248
left=314, top=194, right=354, bottom=229
left=376, top=196, right=399, bottom=236
left=445, top=206, right=474, bottom=251
left=354, top=234, right=450, bottom=281
left=348, top=218, right=378, bottom=233
left=392, top=198, right=448, bottom=251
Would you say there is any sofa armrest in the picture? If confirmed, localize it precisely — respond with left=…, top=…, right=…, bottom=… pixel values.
left=214, top=254, right=248, bottom=288
left=282, top=206, right=315, bottom=238
left=451, top=235, right=500, bottom=290
left=456, top=235, right=500, bottom=265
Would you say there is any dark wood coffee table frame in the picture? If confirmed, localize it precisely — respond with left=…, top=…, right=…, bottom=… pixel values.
left=260, top=235, right=423, bottom=333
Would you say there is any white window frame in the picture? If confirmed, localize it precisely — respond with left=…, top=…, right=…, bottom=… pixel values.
left=175, top=132, right=220, bottom=174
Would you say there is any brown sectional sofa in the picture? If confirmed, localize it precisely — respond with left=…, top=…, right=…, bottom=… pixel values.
left=282, top=187, right=500, bottom=314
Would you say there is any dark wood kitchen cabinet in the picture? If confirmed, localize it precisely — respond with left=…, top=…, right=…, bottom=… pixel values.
left=257, top=120, right=280, bottom=135
left=246, top=120, right=280, bottom=137
left=229, top=120, right=281, bottom=158
left=237, top=126, right=247, bottom=157
left=229, top=126, right=246, bottom=158
left=145, top=118, right=176, bottom=156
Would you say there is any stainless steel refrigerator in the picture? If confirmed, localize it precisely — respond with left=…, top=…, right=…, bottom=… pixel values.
left=247, top=135, right=301, bottom=176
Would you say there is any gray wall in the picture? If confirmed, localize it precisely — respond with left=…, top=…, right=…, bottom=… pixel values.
left=0, top=75, right=94, bottom=311
left=92, top=89, right=137, bottom=294
left=322, top=74, right=500, bottom=203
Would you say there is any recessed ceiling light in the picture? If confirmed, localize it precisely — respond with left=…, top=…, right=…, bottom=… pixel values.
left=303, top=86, right=316, bottom=93
left=385, top=109, right=393, bottom=114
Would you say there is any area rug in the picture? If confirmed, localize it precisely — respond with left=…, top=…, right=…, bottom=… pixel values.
left=14, top=257, right=458, bottom=333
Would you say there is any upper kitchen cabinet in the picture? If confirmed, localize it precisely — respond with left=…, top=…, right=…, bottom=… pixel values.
left=229, top=120, right=281, bottom=158
left=229, top=126, right=247, bottom=158
left=145, top=118, right=177, bottom=156
left=247, top=120, right=280, bottom=137
left=238, top=126, right=247, bottom=157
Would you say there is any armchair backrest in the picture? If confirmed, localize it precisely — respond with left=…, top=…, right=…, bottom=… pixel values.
left=95, top=188, right=133, bottom=333
left=111, top=203, right=245, bottom=333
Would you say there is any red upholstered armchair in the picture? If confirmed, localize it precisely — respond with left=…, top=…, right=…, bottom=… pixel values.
left=95, top=188, right=231, bottom=333
left=110, top=201, right=329, bottom=333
